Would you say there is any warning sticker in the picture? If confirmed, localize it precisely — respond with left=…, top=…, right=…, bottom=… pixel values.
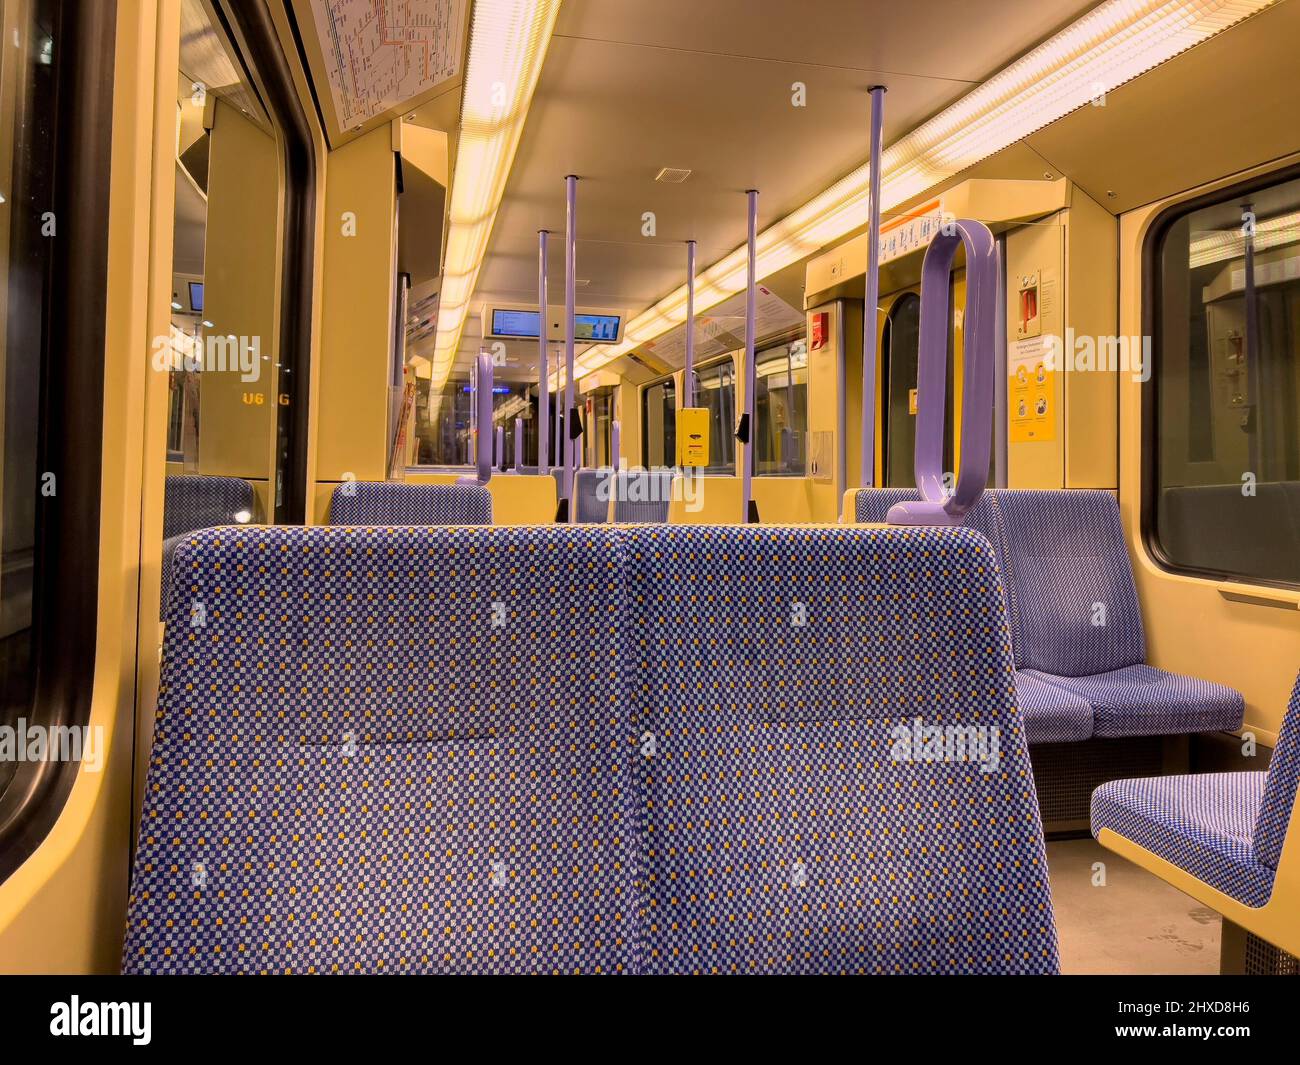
left=1009, top=336, right=1055, bottom=443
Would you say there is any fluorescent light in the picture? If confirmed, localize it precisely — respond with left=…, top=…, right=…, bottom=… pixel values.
left=428, top=0, right=562, bottom=393
left=1190, top=210, right=1300, bottom=267
left=551, top=0, right=1275, bottom=389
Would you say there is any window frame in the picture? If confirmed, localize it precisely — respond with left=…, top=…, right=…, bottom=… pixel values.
left=1140, top=160, right=1300, bottom=592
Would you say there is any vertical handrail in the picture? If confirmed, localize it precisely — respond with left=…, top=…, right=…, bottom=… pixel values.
left=495, top=424, right=505, bottom=470
left=537, top=229, right=550, bottom=474
left=885, top=219, right=996, bottom=525
left=458, top=350, right=494, bottom=485
left=684, top=239, right=697, bottom=408
left=860, top=85, right=886, bottom=489
left=611, top=418, right=621, bottom=470
left=563, top=175, right=578, bottom=510
left=1242, top=201, right=1262, bottom=477
left=740, top=189, right=758, bottom=522
left=513, top=416, right=524, bottom=473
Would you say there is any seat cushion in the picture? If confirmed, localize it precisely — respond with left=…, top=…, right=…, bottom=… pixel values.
left=1027, top=664, right=1243, bottom=738
left=1091, top=772, right=1274, bottom=906
left=1015, top=671, right=1093, bottom=744
left=328, top=481, right=492, bottom=525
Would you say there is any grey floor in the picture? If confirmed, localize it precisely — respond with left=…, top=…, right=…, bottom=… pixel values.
left=1047, top=838, right=1222, bottom=975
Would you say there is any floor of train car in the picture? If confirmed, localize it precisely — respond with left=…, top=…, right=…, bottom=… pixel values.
left=1048, top=839, right=1221, bottom=975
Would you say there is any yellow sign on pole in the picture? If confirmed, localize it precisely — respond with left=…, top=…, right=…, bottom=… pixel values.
left=676, top=407, right=710, bottom=467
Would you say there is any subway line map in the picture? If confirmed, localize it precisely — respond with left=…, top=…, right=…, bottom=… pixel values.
left=309, top=0, right=468, bottom=129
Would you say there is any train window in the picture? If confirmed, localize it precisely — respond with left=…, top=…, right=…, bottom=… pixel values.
left=641, top=375, right=676, bottom=468
left=754, top=337, right=808, bottom=476
left=694, top=357, right=737, bottom=473
left=1149, top=171, right=1300, bottom=586
left=412, top=377, right=539, bottom=468
left=157, top=4, right=291, bottom=553
left=0, top=0, right=114, bottom=882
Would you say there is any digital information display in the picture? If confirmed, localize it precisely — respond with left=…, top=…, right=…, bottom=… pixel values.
left=489, top=308, right=620, bottom=343
left=188, top=281, right=204, bottom=313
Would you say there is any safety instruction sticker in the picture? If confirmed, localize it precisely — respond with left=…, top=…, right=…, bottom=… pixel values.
left=1009, top=336, right=1055, bottom=443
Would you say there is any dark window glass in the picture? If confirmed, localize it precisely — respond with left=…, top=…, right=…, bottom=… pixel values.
left=641, top=375, right=676, bottom=468
left=694, top=358, right=737, bottom=474
left=1151, top=173, right=1300, bottom=586
left=755, top=337, right=808, bottom=476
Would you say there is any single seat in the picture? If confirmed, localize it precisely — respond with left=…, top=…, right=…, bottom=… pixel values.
left=994, top=490, right=1243, bottom=738
left=623, top=523, right=1060, bottom=974
left=327, top=480, right=492, bottom=525
left=1092, top=672, right=1300, bottom=951
left=163, top=473, right=257, bottom=538
left=126, top=525, right=638, bottom=974
left=160, top=474, right=257, bottom=617
left=610, top=468, right=673, bottom=522
left=573, top=467, right=612, bottom=523
left=854, top=487, right=1091, bottom=744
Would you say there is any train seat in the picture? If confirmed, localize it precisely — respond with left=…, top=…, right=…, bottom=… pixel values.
left=573, top=467, right=612, bottom=523
left=160, top=474, right=257, bottom=615
left=994, top=490, right=1243, bottom=739
left=610, top=468, right=673, bottom=522
left=126, top=525, right=638, bottom=974
left=326, top=480, right=492, bottom=525
left=623, top=523, right=1060, bottom=974
left=854, top=487, right=1091, bottom=744
left=1092, top=672, right=1300, bottom=953
left=852, top=488, right=1243, bottom=742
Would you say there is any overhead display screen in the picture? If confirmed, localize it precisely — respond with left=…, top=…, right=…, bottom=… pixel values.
left=489, top=308, right=621, bottom=343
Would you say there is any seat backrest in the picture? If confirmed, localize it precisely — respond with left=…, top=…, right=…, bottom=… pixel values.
left=611, top=469, right=673, bottom=523
left=622, top=523, right=1059, bottom=974
left=854, top=487, right=1019, bottom=665
left=163, top=474, right=256, bottom=538
left=327, top=481, right=492, bottom=525
left=126, top=525, right=638, bottom=974
left=574, top=468, right=612, bottom=523
left=1254, top=671, right=1300, bottom=870
left=993, top=490, right=1144, bottom=676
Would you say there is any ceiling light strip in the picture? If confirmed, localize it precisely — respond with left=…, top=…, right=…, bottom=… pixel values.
left=550, top=0, right=1274, bottom=390
left=429, top=0, right=563, bottom=393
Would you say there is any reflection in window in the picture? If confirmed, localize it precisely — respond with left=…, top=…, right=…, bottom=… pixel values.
left=641, top=375, right=676, bottom=468
left=1152, top=173, right=1300, bottom=585
left=694, top=357, right=736, bottom=474
left=754, top=337, right=808, bottom=475
left=413, top=378, right=539, bottom=469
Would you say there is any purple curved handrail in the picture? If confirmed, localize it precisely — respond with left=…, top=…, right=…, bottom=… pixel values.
left=457, top=350, right=494, bottom=486
left=886, top=218, right=996, bottom=526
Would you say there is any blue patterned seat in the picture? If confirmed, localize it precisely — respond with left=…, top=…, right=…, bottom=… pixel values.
left=611, top=469, right=673, bottom=523
left=163, top=474, right=257, bottom=538
left=853, top=487, right=1243, bottom=741
left=854, top=487, right=1090, bottom=744
left=624, top=524, right=1059, bottom=974
left=127, top=526, right=636, bottom=974
left=573, top=468, right=612, bottom=523
left=1091, top=671, right=1300, bottom=907
left=327, top=481, right=492, bottom=525
left=126, top=523, right=1060, bottom=974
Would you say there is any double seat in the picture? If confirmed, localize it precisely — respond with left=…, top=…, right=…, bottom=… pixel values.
left=125, top=522, right=1059, bottom=974
left=853, top=488, right=1244, bottom=746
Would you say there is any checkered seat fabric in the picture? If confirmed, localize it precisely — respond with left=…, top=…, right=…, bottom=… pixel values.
left=1253, top=671, right=1300, bottom=870
left=854, top=487, right=1089, bottom=745
left=163, top=474, right=256, bottom=538
left=327, top=481, right=492, bottom=525
left=623, top=524, right=1060, bottom=974
left=1091, top=772, right=1274, bottom=906
left=574, top=468, right=612, bottom=523
left=125, top=525, right=637, bottom=974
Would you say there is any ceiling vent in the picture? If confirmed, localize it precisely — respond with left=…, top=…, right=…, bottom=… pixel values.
left=654, top=167, right=692, bottom=184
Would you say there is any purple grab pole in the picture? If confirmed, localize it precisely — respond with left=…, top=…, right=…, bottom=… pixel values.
left=537, top=229, right=550, bottom=475
left=458, top=350, right=494, bottom=485
left=563, top=175, right=578, bottom=509
left=861, top=86, right=886, bottom=488
left=886, top=219, right=997, bottom=525
left=610, top=419, right=621, bottom=470
left=740, top=189, right=758, bottom=522
left=513, top=417, right=524, bottom=473
left=684, top=240, right=697, bottom=408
